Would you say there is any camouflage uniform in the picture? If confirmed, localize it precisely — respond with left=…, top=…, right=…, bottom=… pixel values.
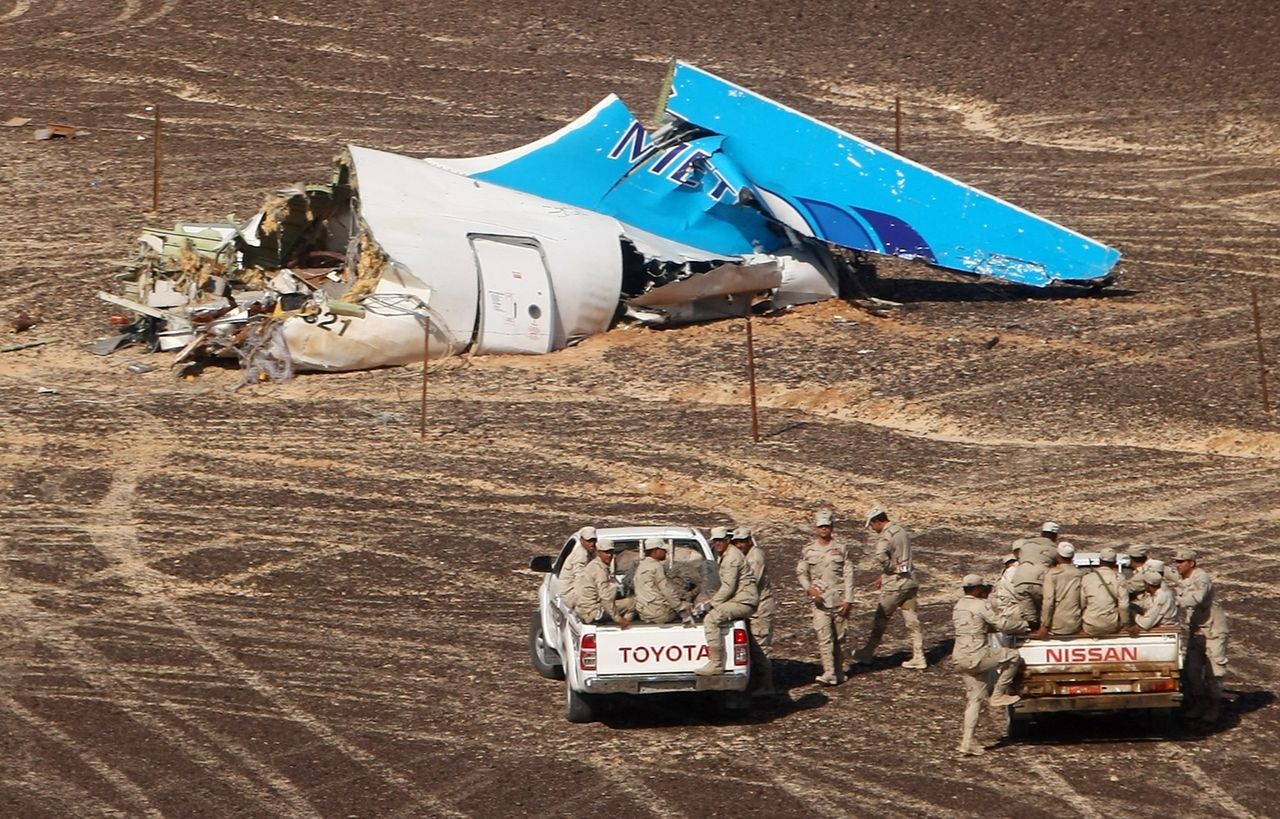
left=1081, top=564, right=1130, bottom=637
left=854, top=521, right=925, bottom=668
left=797, top=536, right=854, bottom=684
left=1177, top=563, right=1230, bottom=720
left=952, top=587, right=1023, bottom=756
left=695, top=545, right=758, bottom=675
left=633, top=557, right=684, bottom=624
left=575, top=557, right=635, bottom=624
left=1040, top=563, right=1085, bottom=636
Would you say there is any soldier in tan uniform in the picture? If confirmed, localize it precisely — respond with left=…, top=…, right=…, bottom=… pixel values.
left=575, top=539, right=636, bottom=626
left=1127, top=568, right=1180, bottom=631
left=952, top=575, right=1023, bottom=757
left=558, top=526, right=597, bottom=607
left=1008, top=552, right=1047, bottom=633
left=797, top=509, right=854, bottom=685
left=633, top=537, right=691, bottom=625
left=695, top=528, right=759, bottom=676
left=1021, top=522, right=1061, bottom=568
left=732, top=527, right=776, bottom=697
left=990, top=549, right=1030, bottom=635
left=1174, top=549, right=1230, bottom=724
left=853, top=505, right=926, bottom=669
left=1081, top=547, right=1130, bottom=637
left=1033, top=542, right=1084, bottom=637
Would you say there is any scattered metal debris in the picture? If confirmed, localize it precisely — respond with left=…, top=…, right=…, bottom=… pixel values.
left=2, top=336, right=59, bottom=353
left=33, top=124, right=87, bottom=140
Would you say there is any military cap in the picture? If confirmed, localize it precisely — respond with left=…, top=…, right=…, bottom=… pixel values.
left=1057, top=541, right=1076, bottom=559
left=1140, top=568, right=1164, bottom=586
left=642, top=537, right=665, bottom=552
left=1174, top=548, right=1197, bottom=562
left=1127, top=544, right=1149, bottom=558
left=961, top=574, right=989, bottom=588
left=709, top=526, right=730, bottom=540
left=1002, top=553, right=1018, bottom=564
left=579, top=526, right=597, bottom=541
left=814, top=510, right=834, bottom=527
left=864, top=505, right=888, bottom=528
left=596, top=538, right=617, bottom=552
left=1010, top=538, right=1025, bottom=552
left=730, top=526, right=752, bottom=541
left=1147, top=558, right=1166, bottom=574
left=1099, top=547, right=1118, bottom=564
left=1042, top=521, right=1061, bottom=534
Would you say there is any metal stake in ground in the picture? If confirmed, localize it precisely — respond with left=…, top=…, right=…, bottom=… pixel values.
left=149, top=103, right=161, bottom=213
left=745, top=311, right=761, bottom=443
left=421, top=314, right=431, bottom=438
left=1251, top=285, right=1272, bottom=413
left=895, top=96, right=902, bottom=155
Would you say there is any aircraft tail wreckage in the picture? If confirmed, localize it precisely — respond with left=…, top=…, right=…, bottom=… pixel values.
left=100, top=62, right=1120, bottom=377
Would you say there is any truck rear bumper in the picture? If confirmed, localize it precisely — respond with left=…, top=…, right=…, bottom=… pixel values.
left=1013, top=692, right=1182, bottom=714
left=584, top=673, right=749, bottom=694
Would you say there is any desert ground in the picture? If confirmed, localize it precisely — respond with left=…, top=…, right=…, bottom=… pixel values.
left=2, top=1, right=1279, bottom=816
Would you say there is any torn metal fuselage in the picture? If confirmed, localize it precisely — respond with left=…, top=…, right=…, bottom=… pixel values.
left=104, top=62, right=1119, bottom=375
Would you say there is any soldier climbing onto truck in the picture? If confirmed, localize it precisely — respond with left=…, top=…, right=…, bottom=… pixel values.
left=952, top=574, right=1023, bottom=757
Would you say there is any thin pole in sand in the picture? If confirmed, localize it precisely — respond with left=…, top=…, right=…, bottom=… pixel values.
left=421, top=314, right=431, bottom=438
left=745, top=311, right=761, bottom=443
left=1251, top=285, right=1271, bottom=413
left=895, top=96, right=902, bottom=154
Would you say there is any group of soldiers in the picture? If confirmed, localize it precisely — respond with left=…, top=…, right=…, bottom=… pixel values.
left=953, top=521, right=1231, bottom=755
left=556, top=513, right=1231, bottom=753
left=557, top=505, right=926, bottom=700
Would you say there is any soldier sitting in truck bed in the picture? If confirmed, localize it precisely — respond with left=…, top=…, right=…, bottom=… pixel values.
left=633, top=537, right=692, bottom=625
left=1080, top=547, right=1130, bottom=637
left=575, top=539, right=636, bottom=627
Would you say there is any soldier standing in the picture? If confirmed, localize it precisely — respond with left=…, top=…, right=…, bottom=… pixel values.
left=1174, top=549, right=1230, bottom=724
left=695, top=528, right=759, bottom=676
left=1033, top=542, right=1084, bottom=638
left=559, top=526, right=597, bottom=607
left=1081, top=547, right=1130, bottom=637
left=733, top=527, right=776, bottom=698
left=633, top=537, right=690, bottom=625
left=797, top=510, right=854, bottom=685
left=952, top=575, right=1023, bottom=757
left=575, top=539, right=635, bottom=627
left=853, top=505, right=926, bottom=669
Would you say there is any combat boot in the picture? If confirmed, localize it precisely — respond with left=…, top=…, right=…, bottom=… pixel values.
left=815, top=653, right=840, bottom=685
left=851, top=647, right=875, bottom=666
left=902, top=638, right=927, bottom=669
left=956, top=741, right=986, bottom=757
left=988, top=692, right=1021, bottom=709
left=695, top=644, right=725, bottom=676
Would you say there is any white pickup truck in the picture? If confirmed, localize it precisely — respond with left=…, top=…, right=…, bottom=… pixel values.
left=528, top=525, right=752, bottom=723
left=1002, top=550, right=1183, bottom=735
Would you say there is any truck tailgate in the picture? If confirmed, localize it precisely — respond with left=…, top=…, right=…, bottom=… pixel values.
left=1018, top=632, right=1180, bottom=671
left=594, top=626, right=718, bottom=675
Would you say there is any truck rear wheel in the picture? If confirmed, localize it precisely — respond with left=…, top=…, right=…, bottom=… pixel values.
left=565, top=683, right=597, bottom=723
left=528, top=611, right=564, bottom=680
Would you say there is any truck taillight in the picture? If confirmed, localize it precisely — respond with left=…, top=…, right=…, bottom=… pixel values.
left=733, top=628, right=749, bottom=666
left=1141, top=679, right=1178, bottom=693
left=580, top=634, right=596, bottom=671
left=1066, top=684, right=1102, bottom=696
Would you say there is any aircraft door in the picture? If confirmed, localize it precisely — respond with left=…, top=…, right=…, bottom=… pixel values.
left=471, top=236, right=556, bottom=355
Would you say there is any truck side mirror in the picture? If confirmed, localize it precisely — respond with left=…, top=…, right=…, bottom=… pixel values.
left=529, top=555, right=555, bottom=573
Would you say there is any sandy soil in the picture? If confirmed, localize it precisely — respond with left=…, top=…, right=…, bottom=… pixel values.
left=2, top=1, right=1279, bottom=816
